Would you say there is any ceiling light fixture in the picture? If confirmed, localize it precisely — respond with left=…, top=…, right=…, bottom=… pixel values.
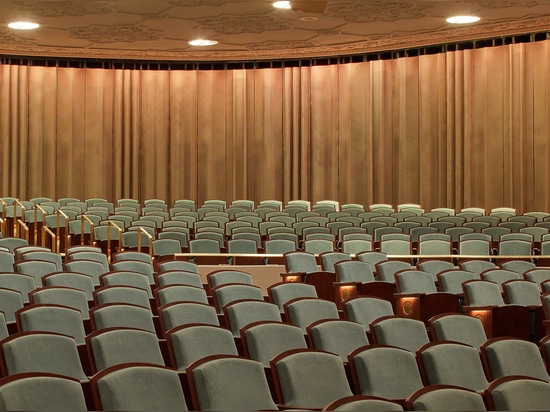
left=273, top=1, right=291, bottom=9
left=188, top=39, right=218, bottom=47
left=8, top=21, right=39, bottom=30
left=446, top=16, right=480, bottom=24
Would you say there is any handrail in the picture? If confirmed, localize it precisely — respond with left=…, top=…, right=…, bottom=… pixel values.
left=56, top=210, right=70, bottom=251
left=41, top=226, right=57, bottom=252
left=33, top=205, right=47, bottom=246
left=136, top=227, right=154, bottom=256
left=80, top=214, right=95, bottom=246
left=16, top=219, right=29, bottom=242
left=106, top=221, right=123, bottom=262
left=13, top=200, right=26, bottom=238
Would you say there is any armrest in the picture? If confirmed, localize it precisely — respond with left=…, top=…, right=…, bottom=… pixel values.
left=333, top=281, right=362, bottom=287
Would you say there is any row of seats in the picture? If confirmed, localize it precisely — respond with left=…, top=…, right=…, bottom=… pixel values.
left=1, top=232, right=550, bottom=408
left=0, top=304, right=549, bottom=410
left=2, top=241, right=550, bottom=340
left=3, top=197, right=550, bottom=260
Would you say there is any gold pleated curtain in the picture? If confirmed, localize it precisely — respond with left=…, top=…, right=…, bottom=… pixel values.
left=1, top=40, right=550, bottom=212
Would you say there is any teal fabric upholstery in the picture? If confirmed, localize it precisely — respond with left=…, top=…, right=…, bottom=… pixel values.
left=418, top=342, right=489, bottom=392
left=1, top=332, right=87, bottom=381
left=409, top=386, right=487, bottom=411
left=188, top=356, right=277, bottom=411
left=430, top=314, right=487, bottom=349
left=268, top=282, right=318, bottom=312
left=488, top=377, right=550, bottom=411
left=351, top=345, right=423, bottom=400
left=89, top=328, right=165, bottom=373
left=308, top=319, right=369, bottom=361
left=167, top=325, right=238, bottom=370
left=481, top=338, right=550, bottom=382
left=273, top=350, right=353, bottom=409
left=160, top=302, right=219, bottom=333
left=0, top=373, right=88, bottom=412
left=242, top=322, right=307, bottom=366
left=370, top=317, right=429, bottom=353
left=344, top=297, right=394, bottom=331
left=225, top=300, right=281, bottom=337
left=94, top=364, right=188, bottom=411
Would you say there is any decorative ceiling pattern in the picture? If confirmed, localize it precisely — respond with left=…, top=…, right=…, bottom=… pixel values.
left=0, top=0, right=550, bottom=61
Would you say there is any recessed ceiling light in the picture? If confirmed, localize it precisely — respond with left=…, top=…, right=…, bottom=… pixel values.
left=300, top=16, right=318, bottom=22
left=273, top=1, right=291, bottom=9
left=188, top=39, right=218, bottom=47
left=8, top=21, right=39, bottom=30
left=446, top=16, right=480, bottom=24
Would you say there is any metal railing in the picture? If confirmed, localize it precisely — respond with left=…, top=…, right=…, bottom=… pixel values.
left=136, top=226, right=154, bottom=256
left=41, top=226, right=57, bottom=252
left=106, top=221, right=123, bottom=262
left=13, top=200, right=26, bottom=238
left=79, top=215, right=95, bottom=246
left=32, top=205, right=47, bottom=245
left=15, top=219, right=29, bottom=242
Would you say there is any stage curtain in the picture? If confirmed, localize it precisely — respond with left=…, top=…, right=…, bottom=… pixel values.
left=1, top=40, right=550, bottom=212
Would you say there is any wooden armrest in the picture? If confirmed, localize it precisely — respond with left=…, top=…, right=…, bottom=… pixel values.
left=333, top=281, right=362, bottom=287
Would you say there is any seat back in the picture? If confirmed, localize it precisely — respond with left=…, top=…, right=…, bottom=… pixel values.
left=224, top=300, right=281, bottom=337
left=0, top=273, right=36, bottom=304
left=0, top=373, right=88, bottom=412
left=334, top=260, right=376, bottom=283
left=480, top=337, right=550, bottom=382
left=343, top=297, right=394, bottom=331
left=267, top=282, right=318, bottom=313
left=437, top=270, right=477, bottom=294
left=284, top=298, right=339, bottom=333
left=429, top=314, right=487, bottom=349
left=87, top=327, right=165, bottom=374
left=29, top=286, right=90, bottom=320
left=16, top=304, right=86, bottom=344
left=284, top=251, right=318, bottom=273
left=159, top=302, right=219, bottom=333
left=91, top=363, right=188, bottom=412
left=0, top=332, right=87, bottom=381
left=212, top=283, right=264, bottom=314
left=502, top=279, right=543, bottom=306
left=42, top=272, right=95, bottom=300
left=459, top=260, right=497, bottom=276
left=206, top=270, right=253, bottom=291
left=417, top=341, right=489, bottom=392
left=241, top=321, right=307, bottom=366
left=166, top=324, right=238, bottom=370
left=375, top=261, right=412, bottom=283
left=486, top=376, right=550, bottom=411
left=462, top=280, right=505, bottom=306
left=395, top=270, right=437, bottom=294
left=349, top=345, right=424, bottom=401
left=370, top=316, right=429, bottom=353
left=320, top=252, right=351, bottom=273
left=307, top=319, right=369, bottom=362
left=94, top=285, right=151, bottom=309
left=406, top=385, right=487, bottom=411
left=155, top=284, right=209, bottom=307
left=271, top=349, right=353, bottom=409
left=155, top=270, right=203, bottom=288
left=90, top=303, right=156, bottom=334
left=187, top=355, right=277, bottom=411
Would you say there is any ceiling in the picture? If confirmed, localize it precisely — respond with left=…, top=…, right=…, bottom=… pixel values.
left=1, top=0, right=550, bottom=62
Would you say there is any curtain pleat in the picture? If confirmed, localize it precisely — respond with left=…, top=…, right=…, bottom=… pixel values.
left=1, top=40, right=550, bottom=212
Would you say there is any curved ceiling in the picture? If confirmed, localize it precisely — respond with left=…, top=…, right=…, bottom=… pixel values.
left=1, top=0, right=550, bottom=62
